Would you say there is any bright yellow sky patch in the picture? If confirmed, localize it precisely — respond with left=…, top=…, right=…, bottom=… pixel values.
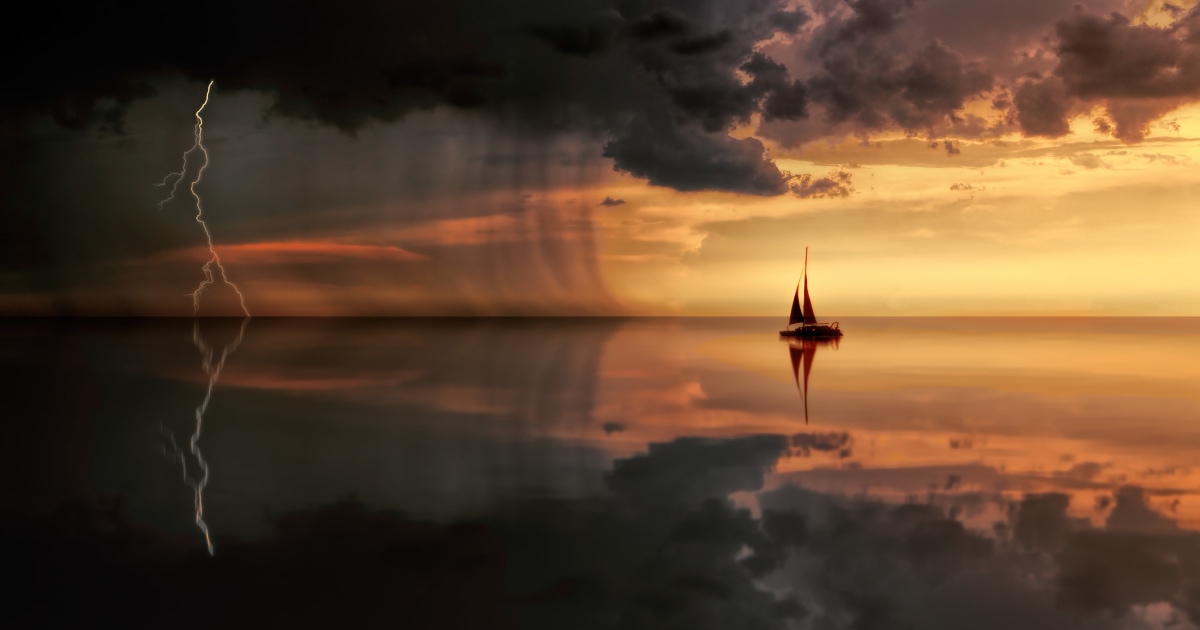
left=596, top=100, right=1200, bottom=315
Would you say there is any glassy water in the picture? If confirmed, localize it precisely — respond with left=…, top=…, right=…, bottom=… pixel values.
left=6, top=317, right=1200, bottom=628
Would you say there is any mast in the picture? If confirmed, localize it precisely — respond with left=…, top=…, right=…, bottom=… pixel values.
left=801, top=247, right=817, bottom=326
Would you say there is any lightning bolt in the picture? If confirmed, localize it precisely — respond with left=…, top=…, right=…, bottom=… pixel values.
left=156, top=80, right=250, bottom=317
left=156, top=80, right=252, bottom=555
left=161, top=318, right=249, bottom=555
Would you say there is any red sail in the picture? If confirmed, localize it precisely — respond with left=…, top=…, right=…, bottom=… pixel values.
left=788, top=339, right=818, bottom=424
left=802, top=276, right=817, bottom=325
left=788, top=288, right=803, bottom=326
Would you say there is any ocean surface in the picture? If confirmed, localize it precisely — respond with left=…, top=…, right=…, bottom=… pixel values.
left=6, top=317, right=1200, bottom=628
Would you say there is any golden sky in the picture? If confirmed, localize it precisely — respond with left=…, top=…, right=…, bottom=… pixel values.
left=599, top=107, right=1200, bottom=315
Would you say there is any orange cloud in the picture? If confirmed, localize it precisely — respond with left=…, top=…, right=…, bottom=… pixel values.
left=153, top=240, right=428, bottom=265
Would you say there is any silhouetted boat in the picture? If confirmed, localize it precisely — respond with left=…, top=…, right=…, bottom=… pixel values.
left=780, top=248, right=843, bottom=338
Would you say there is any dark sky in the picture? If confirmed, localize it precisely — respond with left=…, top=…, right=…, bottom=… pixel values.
left=7, top=0, right=1198, bottom=316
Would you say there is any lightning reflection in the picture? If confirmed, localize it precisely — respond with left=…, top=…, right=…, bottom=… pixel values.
left=161, top=318, right=249, bottom=555
left=155, top=80, right=250, bottom=317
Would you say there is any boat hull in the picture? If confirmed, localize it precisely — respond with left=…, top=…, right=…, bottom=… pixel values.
left=779, top=325, right=843, bottom=338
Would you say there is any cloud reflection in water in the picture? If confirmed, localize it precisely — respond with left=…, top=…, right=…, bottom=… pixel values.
left=4, top=317, right=1200, bottom=627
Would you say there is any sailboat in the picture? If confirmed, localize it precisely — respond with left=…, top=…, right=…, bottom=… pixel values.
left=780, top=247, right=843, bottom=338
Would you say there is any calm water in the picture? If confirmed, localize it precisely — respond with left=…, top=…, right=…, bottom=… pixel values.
left=6, top=317, right=1200, bottom=628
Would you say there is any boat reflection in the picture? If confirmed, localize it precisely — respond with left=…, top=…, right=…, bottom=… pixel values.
left=785, top=336, right=840, bottom=424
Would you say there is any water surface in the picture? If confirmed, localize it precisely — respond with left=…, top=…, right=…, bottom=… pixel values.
left=6, top=317, right=1200, bottom=628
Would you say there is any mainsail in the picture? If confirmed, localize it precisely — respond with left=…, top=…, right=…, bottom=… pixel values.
left=802, top=275, right=816, bottom=325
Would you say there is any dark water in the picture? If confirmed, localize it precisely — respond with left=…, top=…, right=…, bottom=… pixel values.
left=6, top=317, right=1200, bottom=628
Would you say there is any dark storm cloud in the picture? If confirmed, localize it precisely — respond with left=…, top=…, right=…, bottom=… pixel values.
left=758, top=0, right=1195, bottom=148
left=1013, top=6, right=1200, bottom=142
left=520, top=3, right=815, bottom=194
left=1013, top=76, right=1074, bottom=137
left=602, top=117, right=792, bottom=195
left=9, top=0, right=1190, bottom=206
left=1, top=2, right=501, bottom=134
left=899, top=0, right=1129, bottom=63
left=1053, top=10, right=1200, bottom=100
left=758, top=0, right=995, bottom=146
left=3, top=0, right=815, bottom=197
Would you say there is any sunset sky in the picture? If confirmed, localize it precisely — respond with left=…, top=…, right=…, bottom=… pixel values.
left=3, top=0, right=1199, bottom=316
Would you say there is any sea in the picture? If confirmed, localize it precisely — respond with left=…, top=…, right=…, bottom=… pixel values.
left=5, top=317, right=1200, bottom=628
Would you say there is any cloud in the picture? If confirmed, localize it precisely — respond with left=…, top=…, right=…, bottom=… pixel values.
left=598, top=196, right=627, bottom=206
left=6, top=434, right=811, bottom=628
left=150, top=241, right=429, bottom=265
left=514, top=1, right=819, bottom=195
left=15, top=0, right=1197, bottom=202
left=13, top=0, right=1200, bottom=197
left=758, top=0, right=994, bottom=146
left=1053, top=11, right=1200, bottom=101
left=4, top=0, right=818, bottom=197
left=607, top=434, right=789, bottom=508
left=761, top=481, right=1200, bottom=628
left=1013, top=492, right=1074, bottom=551
left=603, top=116, right=793, bottom=195
left=790, top=169, right=854, bottom=198
left=1105, top=486, right=1180, bottom=534
left=790, top=431, right=853, bottom=457
left=1013, top=7, right=1200, bottom=142
left=1057, top=488, right=1194, bottom=618
left=1054, top=461, right=1112, bottom=481
left=1067, top=153, right=1108, bottom=169
left=1014, top=76, right=1074, bottom=137
left=9, top=419, right=1200, bottom=628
